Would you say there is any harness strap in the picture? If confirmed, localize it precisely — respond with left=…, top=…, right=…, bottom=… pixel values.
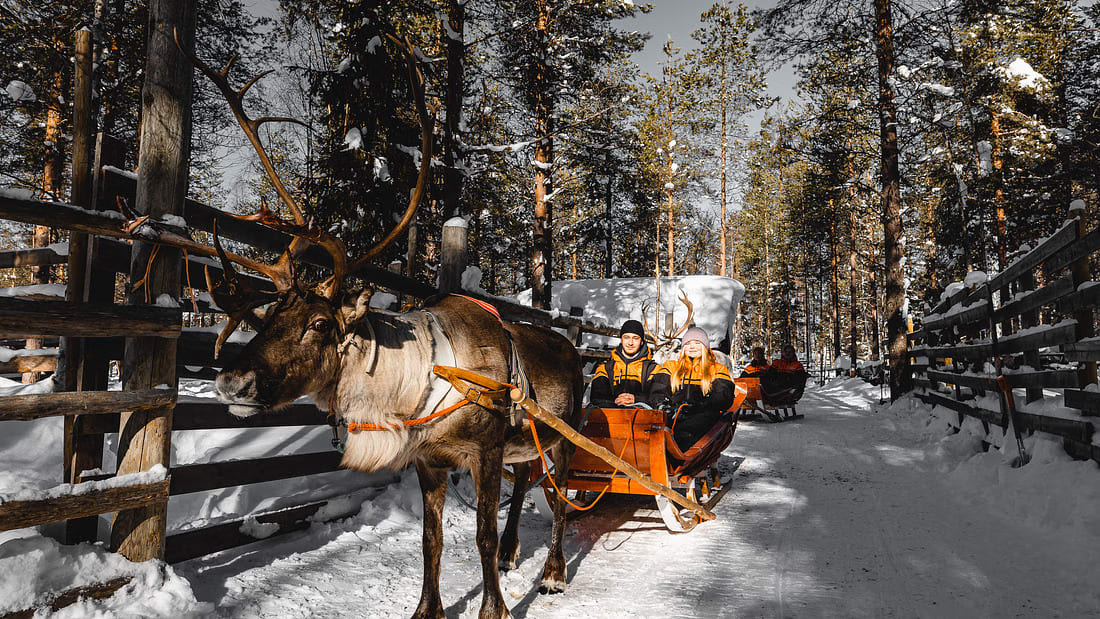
left=431, top=365, right=516, bottom=409
left=345, top=366, right=516, bottom=434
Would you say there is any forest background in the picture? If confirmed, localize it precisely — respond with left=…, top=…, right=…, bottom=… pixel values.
left=1, top=0, right=1098, bottom=397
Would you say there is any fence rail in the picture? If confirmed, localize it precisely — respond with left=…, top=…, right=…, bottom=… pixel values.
left=908, top=210, right=1099, bottom=465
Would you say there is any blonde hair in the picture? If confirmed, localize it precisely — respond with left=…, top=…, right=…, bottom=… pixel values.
left=670, top=347, right=719, bottom=395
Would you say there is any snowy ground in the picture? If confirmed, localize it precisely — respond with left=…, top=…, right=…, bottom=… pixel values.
left=4, top=378, right=1100, bottom=617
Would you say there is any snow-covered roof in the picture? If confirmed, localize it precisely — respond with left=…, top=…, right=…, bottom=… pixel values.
left=517, top=275, right=745, bottom=349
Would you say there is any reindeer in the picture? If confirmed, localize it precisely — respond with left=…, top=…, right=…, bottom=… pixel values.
left=174, top=34, right=582, bottom=619
left=641, top=291, right=695, bottom=362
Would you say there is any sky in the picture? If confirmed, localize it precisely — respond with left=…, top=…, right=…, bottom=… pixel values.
left=622, top=0, right=800, bottom=111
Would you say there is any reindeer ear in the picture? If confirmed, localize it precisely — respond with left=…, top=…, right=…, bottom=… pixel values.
left=340, top=288, right=374, bottom=325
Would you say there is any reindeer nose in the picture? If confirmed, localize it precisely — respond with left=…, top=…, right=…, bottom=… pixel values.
left=216, top=370, right=258, bottom=402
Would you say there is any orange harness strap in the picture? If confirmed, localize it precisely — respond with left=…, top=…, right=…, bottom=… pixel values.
left=345, top=365, right=515, bottom=433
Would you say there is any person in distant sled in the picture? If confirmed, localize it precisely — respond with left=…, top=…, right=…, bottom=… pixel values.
left=649, top=327, right=735, bottom=451
left=589, top=319, right=659, bottom=408
left=760, top=343, right=809, bottom=405
left=740, top=346, right=770, bottom=378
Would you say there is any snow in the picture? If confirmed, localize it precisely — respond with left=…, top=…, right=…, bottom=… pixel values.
left=0, top=375, right=56, bottom=396
left=343, top=127, right=363, bottom=150
left=1001, top=58, right=1049, bottom=92
left=166, top=381, right=1098, bottom=617
left=0, top=283, right=66, bottom=298
left=4, top=80, right=35, bottom=102
left=238, top=518, right=279, bottom=540
left=0, top=465, right=167, bottom=504
left=1, top=377, right=1098, bottom=615
left=443, top=216, right=468, bottom=229
left=964, top=270, right=988, bottom=287
left=516, top=276, right=745, bottom=350
left=0, top=534, right=209, bottom=617
left=1069, top=199, right=1086, bottom=213
left=0, top=347, right=57, bottom=363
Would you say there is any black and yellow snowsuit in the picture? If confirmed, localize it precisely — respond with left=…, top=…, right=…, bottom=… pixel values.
left=589, top=345, right=659, bottom=407
left=649, top=360, right=735, bottom=451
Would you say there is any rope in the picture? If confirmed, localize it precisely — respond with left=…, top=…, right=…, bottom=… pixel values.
left=525, top=407, right=631, bottom=512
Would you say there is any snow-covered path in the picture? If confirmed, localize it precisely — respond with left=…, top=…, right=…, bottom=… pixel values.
left=178, top=382, right=1100, bottom=618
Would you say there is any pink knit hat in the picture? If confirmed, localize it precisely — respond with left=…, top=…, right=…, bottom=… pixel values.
left=681, top=327, right=710, bottom=349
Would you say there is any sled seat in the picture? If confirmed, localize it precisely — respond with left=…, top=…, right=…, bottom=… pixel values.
left=731, top=377, right=804, bottom=422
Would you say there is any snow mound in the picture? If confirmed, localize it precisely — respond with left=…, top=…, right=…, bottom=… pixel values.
left=0, top=534, right=209, bottom=617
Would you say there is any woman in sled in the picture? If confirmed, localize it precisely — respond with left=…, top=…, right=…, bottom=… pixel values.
left=649, top=327, right=735, bottom=451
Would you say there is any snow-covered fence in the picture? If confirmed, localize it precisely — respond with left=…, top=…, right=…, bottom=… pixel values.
left=908, top=208, right=1099, bottom=464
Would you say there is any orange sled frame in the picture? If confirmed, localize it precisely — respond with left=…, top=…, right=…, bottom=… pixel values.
left=529, top=405, right=740, bottom=532
left=732, top=377, right=804, bottom=422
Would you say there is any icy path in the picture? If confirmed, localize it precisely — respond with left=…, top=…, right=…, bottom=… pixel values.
left=180, top=383, right=1100, bottom=618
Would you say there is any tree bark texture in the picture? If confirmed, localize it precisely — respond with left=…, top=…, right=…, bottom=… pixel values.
left=111, top=0, right=195, bottom=562
left=530, top=0, right=553, bottom=310
left=874, top=0, right=911, bottom=399
left=442, top=0, right=465, bottom=218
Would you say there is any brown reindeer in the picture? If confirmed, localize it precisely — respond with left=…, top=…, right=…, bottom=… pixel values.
left=175, top=34, right=583, bottom=619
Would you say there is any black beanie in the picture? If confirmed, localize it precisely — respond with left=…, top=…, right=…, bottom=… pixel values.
left=620, top=319, right=645, bottom=339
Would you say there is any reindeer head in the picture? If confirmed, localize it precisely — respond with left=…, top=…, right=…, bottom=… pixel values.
left=170, top=31, right=432, bottom=416
left=640, top=291, right=695, bottom=358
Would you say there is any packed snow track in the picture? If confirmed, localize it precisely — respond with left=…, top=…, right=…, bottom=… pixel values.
left=178, top=379, right=1100, bottom=618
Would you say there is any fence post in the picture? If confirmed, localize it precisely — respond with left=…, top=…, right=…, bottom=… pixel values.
left=110, top=0, right=195, bottom=562
left=60, top=29, right=105, bottom=544
left=1070, top=208, right=1097, bottom=387
left=439, top=217, right=468, bottom=293
left=566, top=306, right=584, bottom=346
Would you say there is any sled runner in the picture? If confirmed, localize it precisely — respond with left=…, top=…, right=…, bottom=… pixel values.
left=524, top=403, right=740, bottom=533
left=731, top=377, right=805, bottom=422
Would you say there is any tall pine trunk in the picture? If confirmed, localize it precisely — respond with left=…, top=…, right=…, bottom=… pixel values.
left=718, top=45, right=729, bottom=277
left=874, top=0, right=910, bottom=399
left=530, top=0, right=553, bottom=309
left=849, top=203, right=859, bottom=377
left=442, top=0, right=465, bottom=218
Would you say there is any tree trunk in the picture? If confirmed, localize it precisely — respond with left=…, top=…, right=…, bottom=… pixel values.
left=603, top=163, right=613, bottom=277
left=442, top=0, right=465, bottom=218
left=873, top=0, right=910, bottom=399
left=718, top=48, right=728, bottom=277
left=869, top=256, right=881, bottom=361
left=849, top=203, right=859, bottom=376
left=530, top=0, right=553, bottom=310
left=829, top=213, right=841, bottom=363
left=111, top=0, right=195, bottom=562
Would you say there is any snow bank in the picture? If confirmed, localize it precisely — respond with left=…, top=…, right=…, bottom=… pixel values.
left=0, top=534, right=209, bottom=617
left=880, top=394, right=1100, bottom=548
left=516, top=276, right=745, bottom=349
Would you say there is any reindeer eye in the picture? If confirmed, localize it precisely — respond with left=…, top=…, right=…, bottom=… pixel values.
left=309, top=318, right=331, bottom=332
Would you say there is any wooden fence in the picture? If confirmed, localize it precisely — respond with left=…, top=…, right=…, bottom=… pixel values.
left=0, top=15, right=619, bottom=605
left=908, top=210, right=1099, bottom=464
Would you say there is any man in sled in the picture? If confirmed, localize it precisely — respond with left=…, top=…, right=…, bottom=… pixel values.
left=761, top=343, right=809, bottom=406
left=589, top=319, right=659, bottom=408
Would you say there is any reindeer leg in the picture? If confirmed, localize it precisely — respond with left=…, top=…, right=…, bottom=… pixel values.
left=471, top=444, right=510, bottom=619
left=412, top=461, right=447, bottom=619
left=498, top=460, right=530, bottom=571
left=539, top=441, right=571, bottom=594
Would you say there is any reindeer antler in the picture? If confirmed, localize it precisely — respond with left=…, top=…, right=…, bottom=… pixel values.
left=665, top=291, right=694, bottom=340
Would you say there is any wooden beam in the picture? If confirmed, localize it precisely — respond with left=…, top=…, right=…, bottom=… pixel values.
left=1044, top=225, right=1100, bottom=274
left=992, top=274, right=1074, bottom=322
left=0, top=479, right=169, bottom=533
left=0, top=247, right=68, bottom=269
left=78, top=402, right=327, bottom=434
left=1004, top=369, right=1079, bottom=389
left=926, top=392, right=1004, bottom=427
left=926, top=370, right=998, bottom=391
left=1064, top=389, right=1100, bottom=417
left=0, top=297, right=180, bottom=339
left=0, top=390, right=176, bottom=421
left=988, top=220, right=1078, bottom=290
left=995, top=321, right=1077, bottom=355
left=1015, top=411, right=1094, bottom=444
left=2, top=577, right=133, bottom=619
left=165, top=500, right=327, bottom=563
left=169, top=451, right=344, bottom=495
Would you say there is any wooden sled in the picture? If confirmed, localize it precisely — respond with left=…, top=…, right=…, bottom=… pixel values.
left=732, top=377, right=804, bottom=422
left=524, top=403, right=740, bottom=533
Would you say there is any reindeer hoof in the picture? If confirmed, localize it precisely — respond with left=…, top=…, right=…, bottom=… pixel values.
left=498, top=543, right=520, bottom=571
left=538, top=578, right=566, bottom=595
